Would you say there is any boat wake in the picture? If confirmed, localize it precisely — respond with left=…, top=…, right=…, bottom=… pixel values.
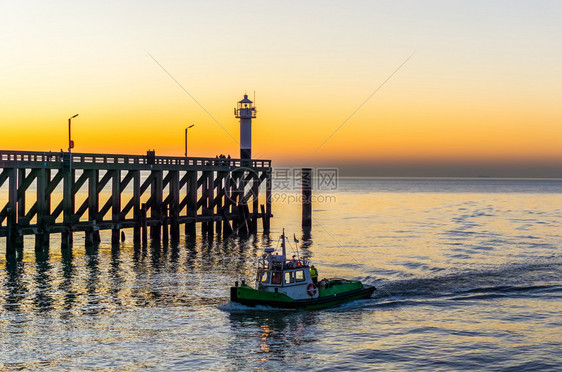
left=363, top=259, right=562, bottom=309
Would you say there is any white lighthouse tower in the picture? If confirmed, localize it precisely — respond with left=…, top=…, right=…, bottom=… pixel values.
left=235, top=94, right=256, bottom=159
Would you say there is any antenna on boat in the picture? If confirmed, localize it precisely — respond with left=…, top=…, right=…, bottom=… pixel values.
left=281, top=229, right=286, bottom=258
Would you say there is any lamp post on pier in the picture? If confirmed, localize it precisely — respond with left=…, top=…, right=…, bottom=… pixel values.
left=68, top=114, right=78, bottom=153
left=185, top=124, right=194, bottom=157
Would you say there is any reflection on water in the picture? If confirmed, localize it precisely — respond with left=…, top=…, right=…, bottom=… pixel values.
left=1, top=233, right=265, bottom=316
left=34, top=252, right=53, bottom=313
left=227, top=310, right=319, bottom=369
left=4, top=259, right=26, bottom=313
left=60, top=251, right=75, bottom=313
left=0, top=179, right=561, bottom=370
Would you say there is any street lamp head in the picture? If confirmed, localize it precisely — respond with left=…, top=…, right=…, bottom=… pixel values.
left=70, top=114, right=79, bottom=119
left=188, top=124, right=195, bottom=128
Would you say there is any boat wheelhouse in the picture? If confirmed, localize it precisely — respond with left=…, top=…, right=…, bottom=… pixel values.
left=254, top=244, right=319, bottom=300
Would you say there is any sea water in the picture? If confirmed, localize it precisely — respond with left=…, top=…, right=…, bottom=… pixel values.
left=1, top=178, right=561, bottom=371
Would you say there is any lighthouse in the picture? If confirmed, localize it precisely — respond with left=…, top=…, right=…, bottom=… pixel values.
left=235, top=94, right=256, bottom=159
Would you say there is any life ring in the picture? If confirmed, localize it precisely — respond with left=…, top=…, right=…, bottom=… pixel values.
left=307, top=283, right=317, bottom=297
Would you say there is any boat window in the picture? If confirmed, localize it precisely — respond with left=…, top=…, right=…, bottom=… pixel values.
left=260, top=271, right=270, bottom=283
left=295, top=270, right=305, bottom=282
left=285, top=271, right=295, bottom=284
left=271, top=271, right=282, bottom=284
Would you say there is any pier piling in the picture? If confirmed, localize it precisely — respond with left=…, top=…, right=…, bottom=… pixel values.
left=141, top=204, right=148, bottom=247
left=302, top=168, right=312, bottom=230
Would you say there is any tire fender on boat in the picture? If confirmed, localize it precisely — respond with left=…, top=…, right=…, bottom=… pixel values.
left=307, top=283, right=317, bottom=297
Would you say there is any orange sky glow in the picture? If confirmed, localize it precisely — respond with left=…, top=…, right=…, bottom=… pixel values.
left=1, top=1, right=561, bottom=177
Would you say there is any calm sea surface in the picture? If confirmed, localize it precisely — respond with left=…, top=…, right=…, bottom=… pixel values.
left=1, top=178, right=561, bottom=371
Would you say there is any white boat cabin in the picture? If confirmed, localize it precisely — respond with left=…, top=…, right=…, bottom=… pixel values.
left=255, top=239, right=319, bottom=300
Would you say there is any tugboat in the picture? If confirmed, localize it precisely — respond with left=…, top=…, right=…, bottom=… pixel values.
left=230, top=230, right=376, bottom=310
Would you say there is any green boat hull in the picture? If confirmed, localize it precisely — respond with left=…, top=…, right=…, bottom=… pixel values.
left=230, top=280, right=376, bottom=310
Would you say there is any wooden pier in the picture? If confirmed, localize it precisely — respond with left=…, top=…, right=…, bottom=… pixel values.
left=0, top=150, right=272, bottom=257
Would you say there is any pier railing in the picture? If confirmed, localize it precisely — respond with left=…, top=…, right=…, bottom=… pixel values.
left=0, top=150, right=271, bottom=169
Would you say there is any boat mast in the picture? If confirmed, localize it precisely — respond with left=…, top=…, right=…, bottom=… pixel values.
left=281, top=228, right=286, bottom=258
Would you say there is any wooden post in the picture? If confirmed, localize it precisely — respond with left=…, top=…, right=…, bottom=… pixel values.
left=141, top=203, right=148, bottom=247
left=111, top=169, right=121, bottom=245
left=162, top=203, right=169, bottom=246
left=261, top=204, right=270, bottom=234
left=266, top=168, right=272, bottom=234
left=251, top=174, right=259, bottom=234
left=45, top=169, right=52, bottom=249
left=215, top=173, right=224, bottom=236
left=231, top=170, right=241, bottom=232
left=222, top=207, right=233, bottom=236
left=84, top=169, right=98, bottom=247
left=133, top=170, right=141, bottom=244
left=302, top=168, right=312, bottom=229
left=206, top=171, right=215, bottom=238
left=186, top=171, right=197, bottom=238
left=170, top=171, right=180, bottom=242
left=62, top=167, right=74, bottom=249
left=237, top=203, right=249, bottom=237
left=150, top=170, right=163, bottom=241
left=92, top=170, right=101, bottom=243
left=16, top=168, right=25, bottom=249
left=35, top=167, right=48, bottom=251
left=224, top=171, right=233, bottom=232
left=6, top=167, right=17, bottom=256
left=6, top=208, right=16, bottom=257
left=200, top=172, right=207, bottom=237
left=238, top=169, right=249, bottom=236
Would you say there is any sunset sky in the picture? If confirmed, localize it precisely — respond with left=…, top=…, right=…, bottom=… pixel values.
left=1, top=1, right=561, bottom=177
